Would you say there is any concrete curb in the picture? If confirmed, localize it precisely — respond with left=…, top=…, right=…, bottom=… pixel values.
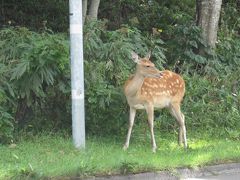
left=178, top=162, right=240, bottom=179
left=83, top=162, right=240, bottom=180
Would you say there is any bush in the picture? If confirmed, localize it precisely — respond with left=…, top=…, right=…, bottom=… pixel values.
left=0, top=19, right=240, bottom=142
left=165, top=24, right=209, bottom=72
left=0, top=61, right=15, bottom=143
left=0, top=0, right=68, bottom=32
left=0, top=27, right=70, bottom=139
left=0, top=23, right=166, bottom=139
left=84, top=21, right=166, bottom=135
left=184, top=74, right=240, bottom=133
left=0, top=104, right=14, bottom=144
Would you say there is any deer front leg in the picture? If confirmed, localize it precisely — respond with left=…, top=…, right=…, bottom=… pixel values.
left=146, top=105, right=157, bottom=153
left=123, top=107, right=136, bottom=150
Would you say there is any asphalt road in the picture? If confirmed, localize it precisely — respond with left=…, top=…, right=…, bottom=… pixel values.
left=85, top=163, right=240, bottom=180
left=192, top=172, right=240, bottom=180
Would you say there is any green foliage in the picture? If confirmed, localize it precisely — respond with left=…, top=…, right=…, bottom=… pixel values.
left=0, top=27, right=70, bottom=140
left=83, top=20, right=240, bottom=137
left=165, top=24, right=208, bottom=71
left=183, top=74, right=240, bottom=136
left=0, top=0, right=240, bottom=141
left=221, top=1, right=240, bottom=36
left=100, top=0, right=195, bottom=32
left=152, top=72, right=240, bottom=139
left=0, top=107, right=14, bottom=144
left=119, top=161, right=139, bottom=174
left=1, top=19, right=240, bottom=141
left=0, top=23, right=167, bottom=140
left=0, top=0, right=68, bottom=32
left=0, top=27, right=69, bottom=105
left=0, top=63, right=15, bottom=143
left=83, top=21, right=166, bottom=135
left=214, top=37, right=240, bottom=73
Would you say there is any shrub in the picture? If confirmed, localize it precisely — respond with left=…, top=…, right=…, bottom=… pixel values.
left=0, top=0, right=68, bottom=32
left=0, top=27, right=70, bottom=138
left=0, top=105, right=14, bottom=144
left=84, top=21, right=166, bottom=135
left=165, top=24, right=209, bottom=72
left=0, top=23, right=166, bottom=139
left=0, top=20, right=240, bottom=141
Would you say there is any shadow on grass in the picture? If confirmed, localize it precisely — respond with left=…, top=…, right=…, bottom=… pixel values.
left=9, top=168, right=46, bottom=180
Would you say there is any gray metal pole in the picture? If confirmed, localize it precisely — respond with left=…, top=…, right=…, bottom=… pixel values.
left=69, top=0, right=85, bottom=148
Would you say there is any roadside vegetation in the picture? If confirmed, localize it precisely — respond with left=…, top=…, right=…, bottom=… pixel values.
left=1, top=132, right=240, bottom=179
left=0, top=0, right=240, bottom=179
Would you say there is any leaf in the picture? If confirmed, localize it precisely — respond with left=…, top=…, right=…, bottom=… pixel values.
left=13, top=153, right=19, bottom=160
left=194, top=55, right=206, bottom=64
left=10, top=60, right=29, bottom=80
left=6, top=83, right=15, bottom=97
left=189, top=40, right=198, bottom=48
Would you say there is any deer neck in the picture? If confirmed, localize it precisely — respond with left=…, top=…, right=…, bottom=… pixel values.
left=125, top=73, right=145, bottom=97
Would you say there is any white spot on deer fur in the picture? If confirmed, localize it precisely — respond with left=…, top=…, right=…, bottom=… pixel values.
left=153, top=84, right=158, bottom=88
left=176, top=79, right=179, bottom=84
left=145, top=82, right=150, bottom=86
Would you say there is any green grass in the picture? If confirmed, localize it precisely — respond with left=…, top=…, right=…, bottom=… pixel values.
left=1, top=132, right=240, bottom=179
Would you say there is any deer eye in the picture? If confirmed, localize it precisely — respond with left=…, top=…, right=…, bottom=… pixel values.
left=146, top=65, right=151, bottom=68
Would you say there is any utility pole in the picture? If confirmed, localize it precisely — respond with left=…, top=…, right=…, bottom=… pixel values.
left=69, top=0, right=85, bottom=148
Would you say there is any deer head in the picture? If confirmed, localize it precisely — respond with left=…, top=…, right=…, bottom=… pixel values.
left=131, top=51, right=163, bottom=78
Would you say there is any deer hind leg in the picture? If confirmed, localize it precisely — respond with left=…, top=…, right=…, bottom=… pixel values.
left=146, top=105, right=157, bottom=153
left=123, top=107, right=136, bottom=150
left=169, top=103, right=187, bottom=149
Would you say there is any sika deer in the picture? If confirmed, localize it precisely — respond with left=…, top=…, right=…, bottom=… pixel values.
left=123, top=52, right=187, bottom=152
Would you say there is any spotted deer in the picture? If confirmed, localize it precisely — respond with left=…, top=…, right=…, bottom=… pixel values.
left=123, top=52, right=187, bottom=152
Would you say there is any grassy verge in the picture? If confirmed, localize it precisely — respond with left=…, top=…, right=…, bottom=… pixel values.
left=1, top=132, right=240, bottom=179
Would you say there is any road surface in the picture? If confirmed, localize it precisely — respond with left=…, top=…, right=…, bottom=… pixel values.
left=190, top=172, right=240, bottom=180
left=85, top=163, right=240, bottom=180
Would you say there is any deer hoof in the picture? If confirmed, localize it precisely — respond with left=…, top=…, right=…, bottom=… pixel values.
left=123, top=144, right=128, bottom=151
left=152, top=146, right=157, bottom=153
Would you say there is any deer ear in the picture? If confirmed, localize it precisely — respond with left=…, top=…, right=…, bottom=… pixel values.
left=131, top=51, right=140, bottom=63
left=145, top=52, right=151, bottom=60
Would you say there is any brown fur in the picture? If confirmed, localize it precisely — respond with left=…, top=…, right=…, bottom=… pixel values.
left=123, top=52, right=187, bottom=152
left=140, top=70, right=185, bottom=101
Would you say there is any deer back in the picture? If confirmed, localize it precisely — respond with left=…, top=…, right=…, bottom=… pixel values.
left=125, top=70, right=185, bottom=109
